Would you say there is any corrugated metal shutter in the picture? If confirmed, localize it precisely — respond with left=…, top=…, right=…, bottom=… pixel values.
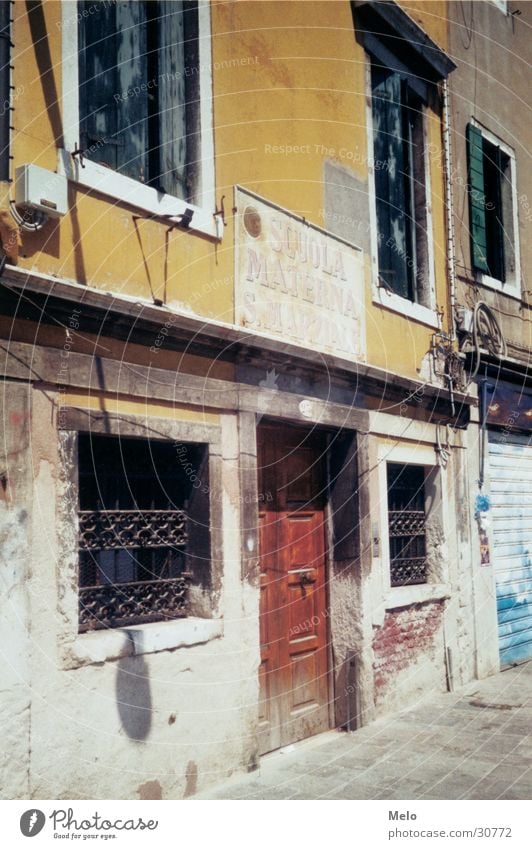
left=488, top=433, right=532, bottom=666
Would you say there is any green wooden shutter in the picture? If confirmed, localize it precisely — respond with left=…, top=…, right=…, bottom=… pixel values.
left=467, top=123, right=489, bottom=273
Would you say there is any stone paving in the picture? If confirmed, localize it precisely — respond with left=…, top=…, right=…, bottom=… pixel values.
left=194, top=662, right=532, bottom=800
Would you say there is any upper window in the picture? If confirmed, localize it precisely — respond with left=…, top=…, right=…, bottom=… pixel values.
left=77, top=433, right=210, bottom=632
left=371, top=62, right=429, bottom=305
left=355, top=1, right=455, bottom=324
left=467, top=123, right=519, bottom=291
left=78, top=0, right=199, bottom=201
left=60, top=1, right=218, bottom=237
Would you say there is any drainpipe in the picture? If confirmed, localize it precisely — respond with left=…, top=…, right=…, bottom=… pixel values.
left=0, top=1, right=11, bottom=182
left=442, top=78, right=457, bottom=342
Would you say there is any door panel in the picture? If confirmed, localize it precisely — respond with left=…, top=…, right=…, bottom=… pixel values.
left=257, top=424, right=330, bottom=754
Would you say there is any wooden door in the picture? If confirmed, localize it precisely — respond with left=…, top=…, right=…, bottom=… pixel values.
left=257, top=424, right=330, bottom=754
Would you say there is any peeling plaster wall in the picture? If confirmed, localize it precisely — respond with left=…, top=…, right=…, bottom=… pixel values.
left=358, top=428, right=482, bottom=717
left=3, top=382, right=482, bottom=798
left=23, top=389, right=260, bottom=800
left=0, top=382, right=32, bottom=798
left=372, top=601, right=447, bottom=713
left=328, top=431, right=377, bottom=731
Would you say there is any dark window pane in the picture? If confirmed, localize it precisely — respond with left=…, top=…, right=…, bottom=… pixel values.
left=483, top=138, right=506, bottom=282
left=372, top=64, right=417, bottom=300
left=372, top=65, right=410, bottom=298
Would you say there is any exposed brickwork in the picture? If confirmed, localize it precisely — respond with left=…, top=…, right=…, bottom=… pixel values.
left=372, top=601, right=445, bottom=707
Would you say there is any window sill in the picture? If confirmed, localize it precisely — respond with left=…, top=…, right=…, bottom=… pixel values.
left=61, top=617, right=223, bottom=669
left=478, top=273, right=521, bottom=302
left=372, top=288, right=440, bottom=328
left=57, top=150, right=223, bottom=240
left=385, top=583, right=450, bottom=610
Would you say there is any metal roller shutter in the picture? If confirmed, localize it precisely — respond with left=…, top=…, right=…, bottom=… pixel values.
left=488, top=433, right=532, bottom=667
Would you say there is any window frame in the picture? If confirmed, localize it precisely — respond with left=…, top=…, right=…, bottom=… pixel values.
left=468, top=120, right=521, bottom=299
left=77, top=432, right=211, bottom=633
left=57, top=409, right=223, bottom=669
left=386, top=461, right=428, bottom=588
left=377, top=442, right=448, bottom=606
left=59, top=0, right=221, bottom=240
left=365, top=57, right=439, bottom=328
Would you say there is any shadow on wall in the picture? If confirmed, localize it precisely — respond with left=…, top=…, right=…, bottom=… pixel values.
left=115, top=632, right=152, bottom=741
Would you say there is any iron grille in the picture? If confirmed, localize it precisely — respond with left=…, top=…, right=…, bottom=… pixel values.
left=79, top=575, right=191, bottom=632
left=79, top=509, right=187, bottom=550
left=388, top=508, right=427, bottom=586
left=78, top=508, right=189, bottom=631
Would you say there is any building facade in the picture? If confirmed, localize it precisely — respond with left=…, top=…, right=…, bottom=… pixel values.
left=447, top=0, right=532, bottom=670
left=0, top=0, right=526, bottom=800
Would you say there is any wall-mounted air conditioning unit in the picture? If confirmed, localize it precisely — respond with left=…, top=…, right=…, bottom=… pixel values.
left=15, top=164, right=68, bottom=218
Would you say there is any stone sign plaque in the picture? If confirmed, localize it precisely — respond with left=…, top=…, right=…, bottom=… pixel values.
left=235, top=187, right=365, bottom=360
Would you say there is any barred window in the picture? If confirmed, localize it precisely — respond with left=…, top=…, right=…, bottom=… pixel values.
left=387, top=463, right=427, bottom=587
left=78, top=434, right=209, bottom=632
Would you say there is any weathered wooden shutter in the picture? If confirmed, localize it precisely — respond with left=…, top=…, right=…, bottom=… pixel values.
left=157, top=1, right=187, bottom=198
left=115, top=1, right=148, bottom=182
left=467, top=123, right=489, bottom=273
left=78, top=0, right=118, bottom=169
left=79, top=1, right=148, bottom=181
left=79, top=0, right=191, bottom=197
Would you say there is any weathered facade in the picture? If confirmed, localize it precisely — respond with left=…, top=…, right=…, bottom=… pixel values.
left=447, top=0, right=532, bottom=671
left=0, top=0, right=527, bottom=800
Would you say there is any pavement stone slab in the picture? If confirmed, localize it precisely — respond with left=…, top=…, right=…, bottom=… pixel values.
left=195, top=663, right=532, bottom=800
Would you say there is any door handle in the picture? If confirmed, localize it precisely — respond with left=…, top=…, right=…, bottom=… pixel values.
left=299, top=572, right=313, bottom=585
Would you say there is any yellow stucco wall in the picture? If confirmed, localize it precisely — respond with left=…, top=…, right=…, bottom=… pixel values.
left=61, top=390, right=221, bottom=425
left=3, top=0, right=451, bottom=383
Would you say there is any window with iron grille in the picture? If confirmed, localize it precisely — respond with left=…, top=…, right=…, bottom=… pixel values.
left=78, top=434, right=209, bottom=632
left=387, top=463, right=427, bottom=587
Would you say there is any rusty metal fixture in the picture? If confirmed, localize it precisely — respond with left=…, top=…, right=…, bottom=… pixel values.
left=388, top=509, right=427, bottom=586
left=78, top=509, right=190, bottom=630
left=79, top=509, right=187, bottom=551
left=79, top=574, right=191, bottom=632
left=388, top=510, right=426, bottom=538
left=390, top=557, right=428, bottom=587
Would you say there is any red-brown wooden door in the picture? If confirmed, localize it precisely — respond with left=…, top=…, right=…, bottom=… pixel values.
left=257, top=424, right=330, bottom=754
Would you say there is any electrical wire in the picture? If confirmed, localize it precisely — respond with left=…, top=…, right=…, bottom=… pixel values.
left=9, top=199, right=48, bottom=231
